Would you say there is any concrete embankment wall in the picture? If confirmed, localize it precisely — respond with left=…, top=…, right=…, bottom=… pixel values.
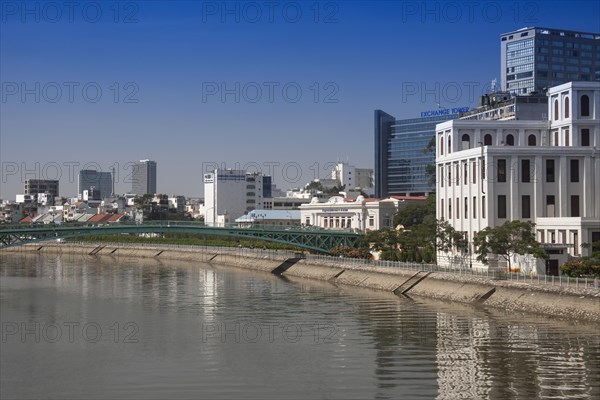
left=2, top=244, right=599, bottom=322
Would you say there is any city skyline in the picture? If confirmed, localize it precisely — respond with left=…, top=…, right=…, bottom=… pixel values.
left=1, top=1, right=599, bottom=199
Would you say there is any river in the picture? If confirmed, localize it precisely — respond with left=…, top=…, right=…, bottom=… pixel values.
left=1, top=252, right=599, bottom=399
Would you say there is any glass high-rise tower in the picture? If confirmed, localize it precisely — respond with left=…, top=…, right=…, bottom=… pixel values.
left=375, top=110, right=460, bottom=198
left=501, top=27, right=600, bottom=95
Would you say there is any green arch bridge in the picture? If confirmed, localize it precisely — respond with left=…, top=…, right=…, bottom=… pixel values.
left=0, top=222, right=363, bottom=254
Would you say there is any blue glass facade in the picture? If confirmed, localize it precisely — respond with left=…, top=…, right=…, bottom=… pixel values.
left=375, top=110, right=458, bottom=198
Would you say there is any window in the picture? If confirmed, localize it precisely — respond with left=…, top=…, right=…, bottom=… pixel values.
left=448, top=168, right=452, bottom=187
left=481, top=159, right=486, bottom=179
left=456, top=198, right=460, bottom=219
left=441, top=199, right=444, bottom=219
left=498, top=195, right=507, bottom=219
left=482, top=196, right=486, bottom=218
left=464, top=197, right=468, bottom=218
left=553, top=131, right=559, bottom=146
left=570, top=159, right=579, bottom=182
left=440, top=166, right=444, bottom=187
left=522, top=195, right=531, bottom=218
left=521, top=160, right=530, bottom=182
left=565, top=129, right=570, bottom=146
left=554, top=99, right=559, bottom=120
left=369, top=216, right=374, bottom=227
left=564, top=96, right=570, bottom=118
left=472, top=162, right=476, bottom=184
left=463, top=163, right=467, bottom=183
left=546, top=159, right=555, bottom=182
left=573, top=231, right=579, bottom=256
left=546, top=195, right=555, bottom=217
left=448, top=136, right=452, bottom=154
left=506, top=134, right=515, bottom=146
left=484, top=134, right=492, bottom=145
left=440, top=136, right=444, bottom=155
left=581, top=129, right=590, bottom=146
left=581, top=95, right=590, bottom=116
left=528, top=134, right=536, bottom=146
left=571, top=195, right=580, bottom=217
left=461, top=134, right=470, bottom=150
left=498, top=159, right=507, bottom=182
left=472, top=196, right=477, bottom=219
left=456, top=164, right=460, bottom=185
left=448, top=199, right=452, bottom=219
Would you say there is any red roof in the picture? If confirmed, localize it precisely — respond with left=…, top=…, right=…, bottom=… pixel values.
left=88, top=213, right=124, bottom=223
left=20, top=216, right=33, bottom=223
left=107, top=214, right=124, bottom=222
left=389, top=196, right=428, bottom=201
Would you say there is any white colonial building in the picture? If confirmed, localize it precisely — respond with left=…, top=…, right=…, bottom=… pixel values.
left=299, top=195, right=425, bottom=232
left=436, top=81, right=600, bottom=274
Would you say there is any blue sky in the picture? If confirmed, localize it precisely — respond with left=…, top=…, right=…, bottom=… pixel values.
left=1, top=0, right=599, bottom=198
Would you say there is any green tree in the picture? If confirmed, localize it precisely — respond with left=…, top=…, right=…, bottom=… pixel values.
left=393, top=195, right=436, bottom=228
left=561, top=240, right=600, bottom=277
left=424, top=135, right=436, bottom=186
left=473, top=221, right=546, bottom=271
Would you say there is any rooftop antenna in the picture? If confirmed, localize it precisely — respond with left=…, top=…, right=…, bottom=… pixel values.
left=111, top=166, right=116, bottom=196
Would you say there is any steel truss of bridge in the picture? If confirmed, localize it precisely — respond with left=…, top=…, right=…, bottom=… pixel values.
left=0, top=222, right=362, bottom=254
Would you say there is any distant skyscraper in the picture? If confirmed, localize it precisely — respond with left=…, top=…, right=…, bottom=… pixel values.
left=24, top=179, right=59, bottom=198
left=131, top=160, right=157, bottom=195
left=501, top=27, right=600, bottom=95
left=78, top=169, right=112, bottom=198
left=375, top=110, right=460, bottom=198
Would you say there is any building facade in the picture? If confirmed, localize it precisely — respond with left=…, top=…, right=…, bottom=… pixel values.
left=375, top=110, right=461, bottom=198
left=203, top=169, right=270, bottom=225
left=501, top=27, right=600, bottom=95
left=331, top=162, right=374, bottom=195
left=131, top=159, right=157, bottom=195
left=24, top=179, right=59, bottom=198
left=300, top=195, right=425, bottom=232
left=436, top=81, right=600, bottom=274
left=235, top=209, right=301, bottom=227
left=78, top=169, right=112, bottom=198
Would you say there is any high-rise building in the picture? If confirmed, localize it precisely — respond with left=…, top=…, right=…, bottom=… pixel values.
left=131, top=160, right=157, bottom=195
left=78, top=169, right=112, bottom=198
left=24, top=179, right=59, bottom=198
left=203, top=169, right=271, bottom=225
left=501, top=27, right=600, bottom=95
left=375, top=110, right=462, bottom=198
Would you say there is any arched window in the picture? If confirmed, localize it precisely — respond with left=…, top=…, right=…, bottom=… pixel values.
left=461, top=134, right=470, bottom=150
left=439, top=136, right=444, bottom=155
left=506, top=134, right=515, bottom=146
left=484, top=134, right=492, bottom=146
left=581, top=95, right=590, bottom=117
left=554, top=99, right=559, bottom=120
left=564, top=96, right=570, bottom=118
left=528, top=134, right=537, bottom=146
left=448, top=136, right=452, bottom=154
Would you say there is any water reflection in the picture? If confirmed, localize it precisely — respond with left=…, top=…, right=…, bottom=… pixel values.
left=1, top=252, right=599, bottom=399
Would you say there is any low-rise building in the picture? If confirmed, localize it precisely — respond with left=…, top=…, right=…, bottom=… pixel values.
left=235, top=209, right=301, bottom=227
left=299, top=195, right=426, bottom=232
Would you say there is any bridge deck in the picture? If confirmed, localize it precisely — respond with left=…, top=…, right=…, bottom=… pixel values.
left=0, top=222, right=363, bottom=253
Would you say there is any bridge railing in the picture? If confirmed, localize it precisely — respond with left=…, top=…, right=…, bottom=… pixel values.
left=0, top=221, right=360, bottom=235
